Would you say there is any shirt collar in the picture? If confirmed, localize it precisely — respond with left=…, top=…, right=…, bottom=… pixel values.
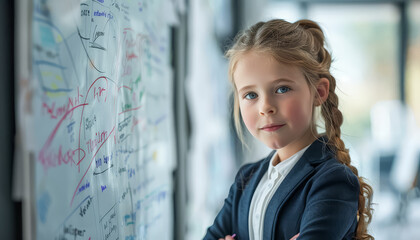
left=268, top=144, right=311, bottom=180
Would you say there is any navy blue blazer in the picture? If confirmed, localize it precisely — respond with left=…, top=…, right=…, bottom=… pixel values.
left=204, top=137, right=359, bottom=240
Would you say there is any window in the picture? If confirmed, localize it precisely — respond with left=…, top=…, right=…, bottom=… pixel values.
left=407, top=1, right=420, bottom=125
left=309, top=4, right=399, bottom=146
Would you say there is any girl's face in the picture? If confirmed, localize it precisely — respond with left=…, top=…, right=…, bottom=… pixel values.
left=234, top=51, right=317, bottom=159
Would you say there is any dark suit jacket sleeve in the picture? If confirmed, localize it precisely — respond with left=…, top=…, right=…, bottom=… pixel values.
left=298, top=164, right=360, bottom=239
left=203, top=164, right=248, bottom=240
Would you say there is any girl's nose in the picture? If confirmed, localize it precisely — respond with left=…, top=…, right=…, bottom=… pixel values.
left=259, top=97, right=276, bottom=116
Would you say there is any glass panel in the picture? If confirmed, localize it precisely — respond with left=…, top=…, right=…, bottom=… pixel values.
left=309, top=4, right=400, bottom=144
left=407, top=2, right=420, bottom=125
left=262, top=2, right=302, bottom=23
left=309, top=4, right=420, bottom=239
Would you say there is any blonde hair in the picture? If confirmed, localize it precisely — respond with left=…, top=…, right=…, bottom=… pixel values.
left=226, top=19, right=374, bottom=240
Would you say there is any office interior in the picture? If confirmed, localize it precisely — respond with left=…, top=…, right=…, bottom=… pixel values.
left=1, top=0, right=420, bottom=239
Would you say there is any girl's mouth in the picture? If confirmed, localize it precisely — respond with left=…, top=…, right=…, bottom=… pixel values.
left=260, top=124, right=285, bottom=132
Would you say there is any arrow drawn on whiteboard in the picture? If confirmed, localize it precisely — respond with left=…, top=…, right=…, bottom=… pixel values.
left=90, top=25, right=106, bottom=50
left=93, top=164, right=114, bottom=176
left=77, top=27, right=104, bottom=73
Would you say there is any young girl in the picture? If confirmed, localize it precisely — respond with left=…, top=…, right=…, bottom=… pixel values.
left=204, top=19, right=374, bottom=240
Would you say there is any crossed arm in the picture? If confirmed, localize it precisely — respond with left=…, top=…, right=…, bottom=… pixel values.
left=205, top=164, right=360, bottom=240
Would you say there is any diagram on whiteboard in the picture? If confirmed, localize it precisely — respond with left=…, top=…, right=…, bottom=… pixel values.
left=30, top=0, right=176, bottom=239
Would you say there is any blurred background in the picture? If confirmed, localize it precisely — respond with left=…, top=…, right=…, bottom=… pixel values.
left=187, top=0, right=420, bottom=239
left=2, top=0, right=420, bottom=239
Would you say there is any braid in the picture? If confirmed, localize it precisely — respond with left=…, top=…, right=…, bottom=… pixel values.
left=297, top=20, right=374, bottom=239
left=321, top=77, right=374, bottom=240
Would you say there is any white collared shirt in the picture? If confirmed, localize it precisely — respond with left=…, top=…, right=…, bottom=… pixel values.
left=248, top=145, right=310, bottom=240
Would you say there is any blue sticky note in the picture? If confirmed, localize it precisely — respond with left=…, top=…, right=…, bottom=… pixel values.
left=39, top=25, right=56, bottom=47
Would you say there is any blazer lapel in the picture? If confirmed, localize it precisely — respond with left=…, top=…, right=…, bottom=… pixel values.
left=238, top=151, right=275, bottom=240
left=263, top=137, right=331, bottom=239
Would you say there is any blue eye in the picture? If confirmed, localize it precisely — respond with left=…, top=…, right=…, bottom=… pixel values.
left=276, top=86, right=290, bottom=94
left=245, top=92, right=258, bottom=100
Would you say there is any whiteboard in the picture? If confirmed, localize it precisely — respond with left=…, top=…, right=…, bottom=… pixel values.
left=29, top=0, right=176, bottom=239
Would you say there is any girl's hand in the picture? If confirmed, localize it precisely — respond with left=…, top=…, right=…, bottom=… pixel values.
left=218, top=235, right=235, bottom=240
left=218, top=233, right=298, bottom=240
left=290, top=233, right=300, bottom=240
